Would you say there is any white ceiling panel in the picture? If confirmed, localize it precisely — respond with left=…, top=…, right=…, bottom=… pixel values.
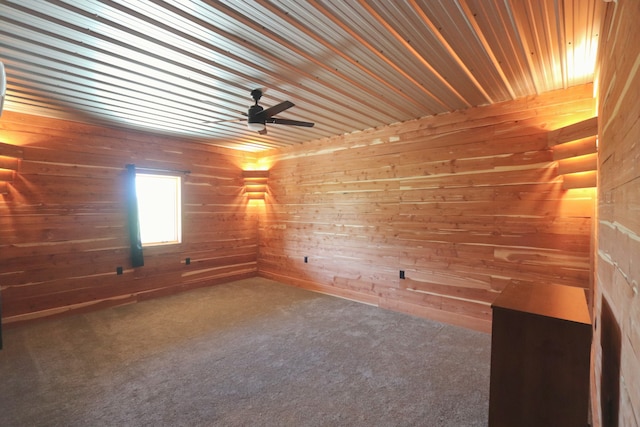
left=0, top=0, right=604, bottom=151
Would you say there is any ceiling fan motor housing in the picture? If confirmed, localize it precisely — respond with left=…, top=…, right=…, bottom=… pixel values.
left=248, top=104, right=265, bottom=124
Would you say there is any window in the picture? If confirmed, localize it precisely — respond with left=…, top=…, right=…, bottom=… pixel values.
left=135, top=173, right=182, bottom=246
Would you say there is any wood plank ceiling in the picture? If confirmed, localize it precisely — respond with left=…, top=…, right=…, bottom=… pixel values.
left=0, top=0, right=603, bottom=152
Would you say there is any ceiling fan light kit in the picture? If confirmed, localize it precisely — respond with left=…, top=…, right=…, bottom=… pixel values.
left=247, top=122, right=266, bottom=132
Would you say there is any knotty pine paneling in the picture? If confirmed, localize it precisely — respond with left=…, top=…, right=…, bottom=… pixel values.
left=0, top=111, right=259, bottom=325
left=258, top=84, right=596, bottom=332
left=593, top=0, right=640, bottom=426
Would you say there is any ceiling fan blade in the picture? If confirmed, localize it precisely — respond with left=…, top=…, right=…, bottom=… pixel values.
left=262, top=101, right=294, bottom=118
left=258, top=128, right=268, bottom=135
left=203, top=118, right=244, bottom=124
left=267, top=117, right=315, bottom=127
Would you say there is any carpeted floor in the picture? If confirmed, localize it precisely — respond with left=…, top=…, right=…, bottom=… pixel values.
left=0, top=277, right=491, bottom=426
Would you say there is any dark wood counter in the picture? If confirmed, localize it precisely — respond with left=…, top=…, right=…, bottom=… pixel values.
left=488, top=282, right=592, bottom=427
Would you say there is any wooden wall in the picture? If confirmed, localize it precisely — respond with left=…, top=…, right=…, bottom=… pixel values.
left=258, top=84, right=597, bottom=332
left=0, top=111, right=259, bottom=325
left=593, top=0, right=640, bottom=425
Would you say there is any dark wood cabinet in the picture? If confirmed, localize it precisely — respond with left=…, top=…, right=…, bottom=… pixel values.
left=0, top=289, right=3, bottom=349
left=488, top=282, right=592, bottom=427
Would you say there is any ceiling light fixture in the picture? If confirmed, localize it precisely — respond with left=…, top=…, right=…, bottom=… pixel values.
left=247, top=122, right=266, bottom=132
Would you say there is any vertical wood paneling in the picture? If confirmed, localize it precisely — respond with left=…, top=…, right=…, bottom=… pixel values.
left=593, top=0, right=640, bottom=426
left=0, top=111, right=258, bottom=325
left=258, top=84, right=596, bottom=332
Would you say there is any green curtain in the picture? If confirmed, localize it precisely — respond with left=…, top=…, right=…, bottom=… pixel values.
left=126, top=164, right=144, bottom=267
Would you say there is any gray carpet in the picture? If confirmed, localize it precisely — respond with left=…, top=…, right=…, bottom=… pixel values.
left=0, top=277, right=491, bottom=426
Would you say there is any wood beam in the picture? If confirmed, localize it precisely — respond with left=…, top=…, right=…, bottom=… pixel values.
left=548, top=116, right=598, bottom=147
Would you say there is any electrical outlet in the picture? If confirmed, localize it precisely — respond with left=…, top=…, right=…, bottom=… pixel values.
left=304, top=256, right=308, bottom=263
left=399, top=270, right=405, bottom=279
left=116, top=266, right=123, bottom=275
left=185, top=257, right=191, bottom=265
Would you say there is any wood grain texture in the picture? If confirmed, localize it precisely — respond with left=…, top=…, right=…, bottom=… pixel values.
left=548, top=117, right=598, bottom=190
left=593, top=0, right=640, bottom=426
left=548, top=116, right=598, bottom=146
left=258, top=84, right=596, bottom=332
left=0, top=142, right=22, bottom=194
left=0, top=111, right=258, bottom=325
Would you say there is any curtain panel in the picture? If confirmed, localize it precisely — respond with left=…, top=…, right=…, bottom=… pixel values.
left=125, top=164, right=144, bottom=268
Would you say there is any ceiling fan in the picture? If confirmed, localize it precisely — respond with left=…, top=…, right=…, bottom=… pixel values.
left=246, top=89, right=314, bottom=135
